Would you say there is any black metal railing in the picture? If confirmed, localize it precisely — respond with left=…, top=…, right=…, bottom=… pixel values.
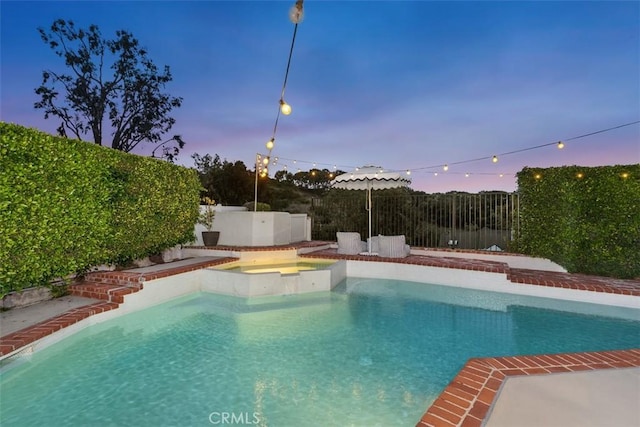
left=310, top=192, right=519, bottom=251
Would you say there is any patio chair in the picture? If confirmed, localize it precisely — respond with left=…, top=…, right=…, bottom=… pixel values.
left=378, top=235, right=410, bottom=258
left=336, top=232, right=367, bottom=255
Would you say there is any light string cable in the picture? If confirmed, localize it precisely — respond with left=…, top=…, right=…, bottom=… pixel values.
left=258, top=0, right=304, bottom=177
left=269, top=120, right=639, bottom=177
left=254, top=1, right=303, bottom=210
left=397, top=120, right=640, bottom=175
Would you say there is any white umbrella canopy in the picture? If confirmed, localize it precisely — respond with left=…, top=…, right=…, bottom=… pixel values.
left=331, top=166, right=411, bottom=254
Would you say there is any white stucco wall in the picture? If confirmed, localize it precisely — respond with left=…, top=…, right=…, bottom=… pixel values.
left=193, top=210, right=311, bottom=247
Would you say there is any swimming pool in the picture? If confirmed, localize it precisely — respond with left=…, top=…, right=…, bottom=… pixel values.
left=1, top=277, right=638, bottom=426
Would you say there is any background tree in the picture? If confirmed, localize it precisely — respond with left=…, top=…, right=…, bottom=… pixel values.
left=192, top=153, right=255, bottom=205
left=35, top=19, right=184, bottom=161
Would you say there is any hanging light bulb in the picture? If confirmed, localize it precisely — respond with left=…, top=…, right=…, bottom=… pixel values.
left=263, top=157, right=270, bottom=165
left=492, top=155, right=498, bottom=163
left=406, top=170, right=411, bottom=175
left=266, top=138, right=275, bottom=150
left=557, top=141, right=565, bottom=149
left=465, top=173, right=470, bottom=178
left=280, top=99, right=292, bottom=115
left=289, top=0, right=304, bottom=24
left=443, top=164, right=449, bottom=172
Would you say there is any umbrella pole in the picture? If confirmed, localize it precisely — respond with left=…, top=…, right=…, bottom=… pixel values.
left=367, top=185, right=372, bottom=253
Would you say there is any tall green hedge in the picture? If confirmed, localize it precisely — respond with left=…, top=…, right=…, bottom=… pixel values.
left=516, top=164, right=640, bottom=279
left=0, top=123, right=201, bottom=296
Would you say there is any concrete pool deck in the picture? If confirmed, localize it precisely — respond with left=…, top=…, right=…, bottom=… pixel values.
left=1, top=243, right=639, bottom=427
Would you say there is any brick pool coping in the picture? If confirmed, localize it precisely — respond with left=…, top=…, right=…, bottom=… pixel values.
left=2, top=244, right=639, bottom=427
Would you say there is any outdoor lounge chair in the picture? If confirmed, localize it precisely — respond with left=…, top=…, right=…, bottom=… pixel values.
left=375, top=234, right=410, bottom=258
left=336, top=232, right=367, bottom=255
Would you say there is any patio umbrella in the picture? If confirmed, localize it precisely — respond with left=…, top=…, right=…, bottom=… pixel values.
left=331, top=166, right=411, bottom=254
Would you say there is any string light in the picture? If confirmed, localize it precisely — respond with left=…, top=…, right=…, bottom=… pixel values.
left=254, top=0, right=304, bottom=210
left=279, top=99, right=292, bottom=116
left=259, top=120, right=638, bottom=185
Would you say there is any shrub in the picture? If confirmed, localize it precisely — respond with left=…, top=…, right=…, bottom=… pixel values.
left=0, top=123, right=201, bottom=297
left=516, top=164, right=639, bottom=279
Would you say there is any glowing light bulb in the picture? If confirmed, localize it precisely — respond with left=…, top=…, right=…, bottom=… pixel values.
left=263, top=157, right=269, bottom=165
left=557, top=141, right=565, bottom=149
left=443, top=164, right=449, bottom=172
left=465, top=173, right=469, bottom=178
left=406, top=170, right=411, bottom=175
left=280, top=100, right=292, bottom=115
left=266, top=138, right=274, bottom=150
left=492, top=155, right=498, bottom=163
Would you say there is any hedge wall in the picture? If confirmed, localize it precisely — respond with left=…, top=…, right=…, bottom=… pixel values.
left=0, top=123, right=201, bottom=296
left=516, top=164, right=640, bottom=279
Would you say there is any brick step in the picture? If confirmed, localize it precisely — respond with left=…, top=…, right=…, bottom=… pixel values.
left=69, top=281, right=142, bottom=303
left=81, top=271, right=145, bottom=289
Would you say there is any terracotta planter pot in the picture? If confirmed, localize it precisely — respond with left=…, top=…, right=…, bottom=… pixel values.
left=202, top=231, right=220, bottom=247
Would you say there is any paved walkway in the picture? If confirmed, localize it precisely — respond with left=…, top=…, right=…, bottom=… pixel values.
left=485, top=367, right=640, bottom=427
left=1, top=245, right=639, bottom=427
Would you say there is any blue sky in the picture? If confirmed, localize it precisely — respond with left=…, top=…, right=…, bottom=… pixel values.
left=1, top=1, right=639, bottom=193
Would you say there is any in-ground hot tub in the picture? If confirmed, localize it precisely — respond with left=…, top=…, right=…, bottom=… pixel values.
left=215, top=258, right=336, bottom=274
left=202, top=257, right=346, bottom=297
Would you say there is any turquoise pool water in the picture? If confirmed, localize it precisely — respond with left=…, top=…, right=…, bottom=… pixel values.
left=1, top=278, right=638, bottom=426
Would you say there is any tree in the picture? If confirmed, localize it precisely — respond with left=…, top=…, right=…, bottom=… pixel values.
left=35, top=19, right=184, bottom=161
left=192, top=153, right=255, bottom=205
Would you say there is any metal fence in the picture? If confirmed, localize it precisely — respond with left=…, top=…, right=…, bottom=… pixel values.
left=310, top=192, right=519, bottom=251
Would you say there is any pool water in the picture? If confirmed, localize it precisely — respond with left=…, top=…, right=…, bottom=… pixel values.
left=1, top=278, right=638, bottom=426
left=217, top=259, right=335, bottom=274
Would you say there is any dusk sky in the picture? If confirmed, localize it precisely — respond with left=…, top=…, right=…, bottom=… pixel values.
left=2, top=1, right=639, bottom=193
